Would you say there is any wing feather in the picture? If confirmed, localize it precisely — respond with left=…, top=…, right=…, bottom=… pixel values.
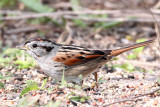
left=53, top=46, right=106, bottom=66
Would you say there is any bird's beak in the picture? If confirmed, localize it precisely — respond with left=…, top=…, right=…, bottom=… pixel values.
left=16, top=44, right=29, bottom=50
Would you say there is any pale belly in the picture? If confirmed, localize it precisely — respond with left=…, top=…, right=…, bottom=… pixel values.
left=37, top=58, right=105, bottom=83
left=38, top=61, right=82, bottom=83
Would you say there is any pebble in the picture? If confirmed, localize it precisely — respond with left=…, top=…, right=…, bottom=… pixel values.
left=98, top=98, right=103, bottom=102
left=10, top=101, right=14, bottom=105
left=140, top=83, right=143, bottom=85
left=92, top=102, right=97, bottom=106
left=83, top=87, right=92, bottom=91
left=127, top=75, right=135, bottom=79
left=6, top=85, right=15, bottom=91
left=2, top=97, right=7, bottom=100
left=0, top=89, right=4, bottom=94
left=153, top=99, right=159, bottom=106
left=70, top=99, right=78, bottom=106
left=66, top=100, right=70, bottom=103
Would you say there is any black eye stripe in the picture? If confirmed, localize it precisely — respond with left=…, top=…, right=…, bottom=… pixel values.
left=46, top=47, right=53, bottom=52
left=32, top=44, right=54, bottom=52
left=41, top=46, right=54, bottom=52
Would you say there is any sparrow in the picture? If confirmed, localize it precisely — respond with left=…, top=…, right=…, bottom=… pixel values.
left=17, top=37, right=155, bottom=83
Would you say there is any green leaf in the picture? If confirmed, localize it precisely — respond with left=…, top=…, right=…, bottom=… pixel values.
left=127, top=38, right=146, bottom=60
left=0, top=82, right=4, bottom=89
left=133, top=38, right=146, bottom=53
left=3, top=48, right=21, bottom=57
left=19, top=0, right=54, bottom=13
left=72, top=19, right=87, bottom=28
left=80, top=97, right=86, bottom=103
left=70, top=0, right=81, bottom=11
left=0, top=48, right=36, bottom=68
left=0, top=0, right=16, bottom=8
left=78, top=74, right=83, bottom=82
left=60, top=69, right=67, bottom=88
left=40, top=78, right=47, bottom=89
left=126, top=63, right=134, bottom=71
left=88, top=14, right=108, bottom=18
left=113, top=57, right=119, bottom=61
left=17, top=95, right=39, bottom=107
left=114, top=63, right=135, bottom=72
left=133, top=47, right=144, bottom=54
left=20, top=80, right=39, bottom=97
left=95, top=21, right=122, bottom=29
left=69, top=96, right=89, bottom=103
left=98, top=77, right=106, bottom=84
left=45, top=100, right=61, bottom=107
left=0, top=73, right=3, bottom=79
left=14, top=60, right=35, bottom=69
left=28, top=17, right=54, bottom=25
left=127, top=53, right=138, bottom=60
left=136, top=38, right=147, bottom=43
left=125, top=35, right=133, bottom=41
left=70, top=96, right=80, bottom=102
left=24, top=80, right=38, bottom=87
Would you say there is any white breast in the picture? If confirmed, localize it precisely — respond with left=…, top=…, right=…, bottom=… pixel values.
left=37, top=56, right=64, bottom=80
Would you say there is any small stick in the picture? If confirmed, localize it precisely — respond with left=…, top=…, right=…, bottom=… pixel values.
left=141, top=0, right=160, bottom=49
left=4, top=26, right=42, bottom=34
left=104, top=87, right=160, bottom=106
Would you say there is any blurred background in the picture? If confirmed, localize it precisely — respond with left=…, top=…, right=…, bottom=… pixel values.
left=0, top=0, right=160, bottom=106
left=0, top=0, right=159, bottom=48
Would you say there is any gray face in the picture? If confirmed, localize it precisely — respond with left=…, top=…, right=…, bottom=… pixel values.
left=22, top=41, right=56, bottom=59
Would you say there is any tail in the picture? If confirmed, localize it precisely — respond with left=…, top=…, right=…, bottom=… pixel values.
left=111, top=39, right=156, bottom=56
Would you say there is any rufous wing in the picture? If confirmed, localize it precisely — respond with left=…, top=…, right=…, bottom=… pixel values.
left=53, top=50, right=105, bottom=66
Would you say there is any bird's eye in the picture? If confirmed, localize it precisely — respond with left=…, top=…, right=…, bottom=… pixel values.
left=32, top=44, right=37, bottom=48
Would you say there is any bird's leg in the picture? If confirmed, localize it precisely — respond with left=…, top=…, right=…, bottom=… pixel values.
left=83, top=73, right=98, bottom=91
left=94, top=72, right=98, bottom=88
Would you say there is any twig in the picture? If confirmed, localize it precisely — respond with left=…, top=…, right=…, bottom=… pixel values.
left=104, top=87, right=160, bottom=106
left=134, top=87, right=160, bottom=98
left=104, top=98, right=139, bottom=106
left=4, top=26, right=43, bottom=34
left=155, top=23, right=160, bottom=52
left=141, top=0, right=160, bottom=54
left=0, top=10, right=160, bottom=23
left=1, top=9, right=160, bottom=15
left=0, top=10, right=25, bottom=15
left=2, top=14, right=160, bottom=23
left=64, top=15, right=160, bottom=23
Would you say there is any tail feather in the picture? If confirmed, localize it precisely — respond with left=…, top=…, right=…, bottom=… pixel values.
left=111, top=39, right=156, bottom=56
